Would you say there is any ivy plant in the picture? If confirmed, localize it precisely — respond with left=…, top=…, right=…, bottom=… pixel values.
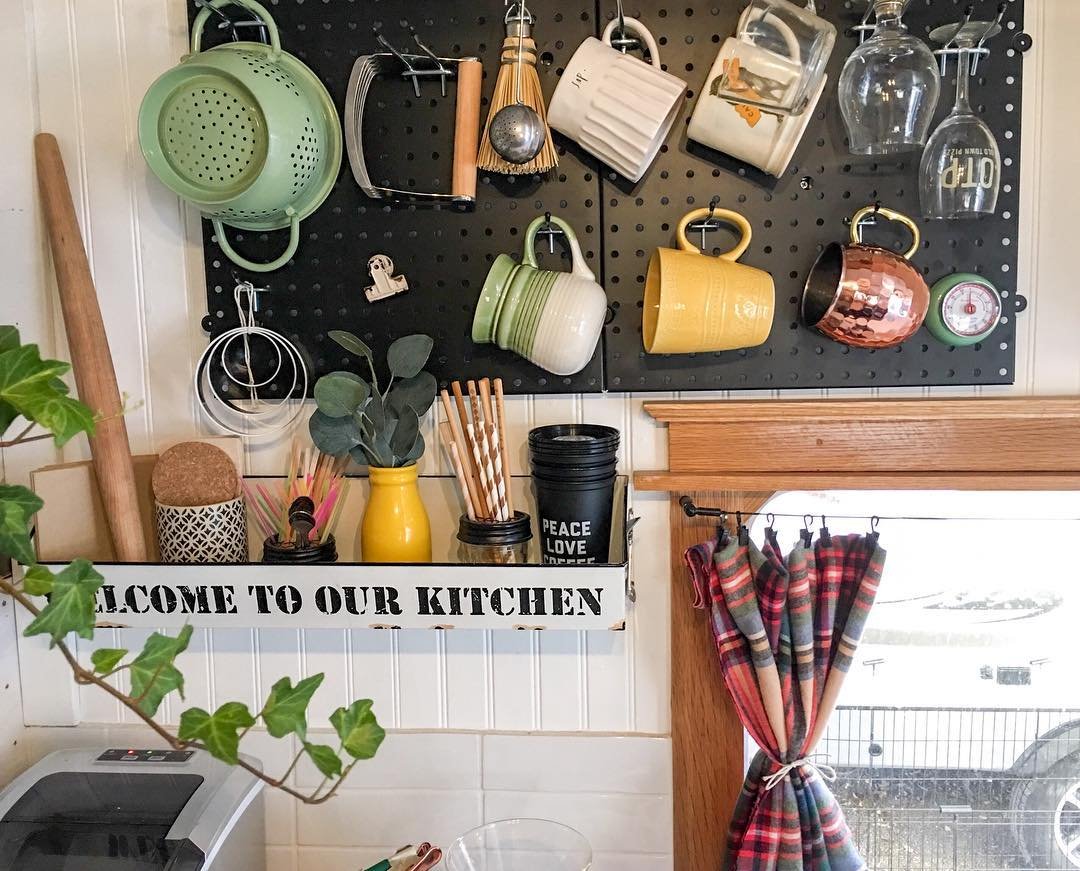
left=309, top=331, right=436, bottom=468
left=0, top=326, right=384, bottom=803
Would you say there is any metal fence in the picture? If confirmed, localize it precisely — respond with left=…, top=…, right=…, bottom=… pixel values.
left=822, top=706, right=1080, bottom=870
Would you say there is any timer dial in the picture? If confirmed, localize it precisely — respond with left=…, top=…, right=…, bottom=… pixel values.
left=926, top=273, right=1002, bottom=346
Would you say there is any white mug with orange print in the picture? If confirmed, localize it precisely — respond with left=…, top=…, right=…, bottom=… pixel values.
left=688, top=38, right=826, bottom=177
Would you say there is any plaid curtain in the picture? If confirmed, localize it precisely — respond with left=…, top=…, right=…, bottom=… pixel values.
left=685, top=527, right=886, bottom=871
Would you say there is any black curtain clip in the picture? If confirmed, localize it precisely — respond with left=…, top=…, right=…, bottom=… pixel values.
left=819, top=514, right=832, bottom=547
left=800, top=513, right=814, bottom=547
left=736, top=510, right=749, bottom=546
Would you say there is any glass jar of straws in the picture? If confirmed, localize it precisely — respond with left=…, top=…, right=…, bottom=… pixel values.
left=242, top=447, right=348, bottom=564
left=457, top=512, right=533, bottom=565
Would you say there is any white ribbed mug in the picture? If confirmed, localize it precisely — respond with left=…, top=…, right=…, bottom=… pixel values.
left=547, top=18, right=686, bottom=183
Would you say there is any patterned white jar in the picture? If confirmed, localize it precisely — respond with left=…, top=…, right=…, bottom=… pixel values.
left=156, top=497, right=249, bottom=564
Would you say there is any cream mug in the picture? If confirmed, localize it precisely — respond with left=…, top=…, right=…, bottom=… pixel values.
left=688, top=1, right=833, bottom=176
left=472, top=216, right=607, bottom=376
left=547, top=18, right=686, bottom=183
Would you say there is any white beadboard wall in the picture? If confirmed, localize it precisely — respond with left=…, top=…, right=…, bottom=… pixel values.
left=3, top=0, right=1078, bottom=867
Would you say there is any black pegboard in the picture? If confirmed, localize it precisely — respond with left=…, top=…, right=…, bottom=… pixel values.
left=195, top=0, right=1027, bottom=396
left=196, top=0, right=605, bottom=396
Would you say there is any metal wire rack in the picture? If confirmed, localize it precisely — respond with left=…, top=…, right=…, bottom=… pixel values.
left=824, top=706, right=1080, bottom=870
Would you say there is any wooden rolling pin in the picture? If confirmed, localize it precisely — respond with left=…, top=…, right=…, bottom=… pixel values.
left=34, top=133, right=148, bottom=562
left=452, top=57, right=483, bottom=203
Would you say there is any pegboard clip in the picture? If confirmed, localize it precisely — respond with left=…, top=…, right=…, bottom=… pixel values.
left=364, top=254, right=409, bottom=303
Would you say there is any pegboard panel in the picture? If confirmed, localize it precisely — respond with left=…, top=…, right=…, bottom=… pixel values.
left=601, top=0, right=1027, bottom=391
left=194, top=0, right=1027, bottom=396
left=195, top=0, right=605, bottom=396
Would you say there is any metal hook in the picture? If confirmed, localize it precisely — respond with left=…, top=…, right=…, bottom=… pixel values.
left=610, top=0, right=641, bottom=54
left=870, top=515, right=880, bottom=534
left=537, top=211, right=565, bottom=255
left=410, top=28, right=452, bottom=97
left=853, top=1, right=876, bottom=44
left=766, top=513, right=776, bottom=528
left=688, top=196, right=724, bottom=251
left=971, top=3, right=1007, bottom=75
left=194, top=0, right=269, bottom=44
left=505, top=1, right=534, bottom=26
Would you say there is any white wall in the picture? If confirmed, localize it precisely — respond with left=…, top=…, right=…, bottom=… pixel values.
left=4, top=1, right=1077, bottom=870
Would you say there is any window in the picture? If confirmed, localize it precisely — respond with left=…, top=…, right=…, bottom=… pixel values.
left=751, top=491, right=1080, bottom=870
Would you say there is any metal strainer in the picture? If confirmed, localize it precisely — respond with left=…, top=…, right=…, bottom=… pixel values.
left=138, top=0, right=341, bottom=272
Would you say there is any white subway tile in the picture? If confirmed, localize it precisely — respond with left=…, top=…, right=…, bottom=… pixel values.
left=483, top=735, right=671, bottom=795
left=24, top=725, right=109, bottom=761
left=266, top=846, right=297, bottom=871
left=593, top=852, right=673, bottom=871
left=297, top=789, right=481, bottom=848
left=264, top=788, right=298, bottom=847
left=296, top=846, right=399, bottom=871
left=295, top=730, right=480, bottom=791
left=482, top=791, right=672, bottom=854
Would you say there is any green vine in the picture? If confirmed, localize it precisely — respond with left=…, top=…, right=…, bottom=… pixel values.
left=0, top=325, right=384, bottom=803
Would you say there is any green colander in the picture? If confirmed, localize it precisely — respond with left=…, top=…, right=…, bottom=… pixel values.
left=138, top=0, right=341, bottom=272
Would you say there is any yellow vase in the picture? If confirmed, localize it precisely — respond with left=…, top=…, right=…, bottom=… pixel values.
left=359, top=465, right=432, bottom=563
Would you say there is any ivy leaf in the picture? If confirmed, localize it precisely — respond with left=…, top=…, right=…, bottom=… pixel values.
left=260, top=673, right=324, bottom=740
left=22, top=564, right=55, bottom=597
left=330, top=699, right=385, bottom=760
left=0, top=326, right=19, bottom=355
left=0, top=343, right=95, bottom=446
left=309, top=409, right=362, bottom=457
left=0, top=484, right=44, bottom=520
left=303, top=741, right=344, bottom=779
left=0, top=400, right=17, bottom=436
left=23, top=559, right=103, bottom=645
left=314, top=372, right=370, bottom=418
left=178, top=702, right=256, bottom=765
left=386, top=335, right=433, bottom=379
left=91, top=647, right=128, bottom=674
left=0, top=494, right=40, bottom=561
left=129, top=625, right=193, bottom=717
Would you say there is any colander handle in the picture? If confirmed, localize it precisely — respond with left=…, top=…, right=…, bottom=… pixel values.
left=211, top=214, right=299, bottom=274
left=191, top=0, right=282, bottom=57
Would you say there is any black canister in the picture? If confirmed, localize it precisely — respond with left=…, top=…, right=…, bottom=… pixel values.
left=529, top=424, right=620, bottom=564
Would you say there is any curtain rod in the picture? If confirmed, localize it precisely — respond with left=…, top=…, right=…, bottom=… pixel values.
left=679, top=496, right=1080, bottom=527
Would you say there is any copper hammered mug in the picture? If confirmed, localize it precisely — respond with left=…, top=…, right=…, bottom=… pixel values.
left=802, top=205, right=930, bottom=349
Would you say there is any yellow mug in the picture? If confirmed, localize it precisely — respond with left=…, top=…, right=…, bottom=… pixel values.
left=642, top=208, right=774, bottom=354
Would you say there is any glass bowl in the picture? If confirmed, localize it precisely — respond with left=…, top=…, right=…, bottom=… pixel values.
left=445, top=819, right=592, bottom=871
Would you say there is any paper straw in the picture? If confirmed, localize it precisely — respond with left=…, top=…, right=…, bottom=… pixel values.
left=493, top=378, right=514, bottom=516
left=440, top=421, right=477, bottom=521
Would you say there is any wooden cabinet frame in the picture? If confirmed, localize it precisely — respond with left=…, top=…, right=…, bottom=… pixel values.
left=633, top=397, right=1080, bottom=870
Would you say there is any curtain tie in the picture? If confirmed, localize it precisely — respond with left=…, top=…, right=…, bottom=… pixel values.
left=763, top=754, right=837, bottom=791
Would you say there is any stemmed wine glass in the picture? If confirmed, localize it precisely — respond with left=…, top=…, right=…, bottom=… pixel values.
left=919, top=14, right=1004, bottom=219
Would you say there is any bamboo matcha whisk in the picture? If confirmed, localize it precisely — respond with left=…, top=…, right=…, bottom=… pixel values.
left=478, top=1, right=559, bottom=175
